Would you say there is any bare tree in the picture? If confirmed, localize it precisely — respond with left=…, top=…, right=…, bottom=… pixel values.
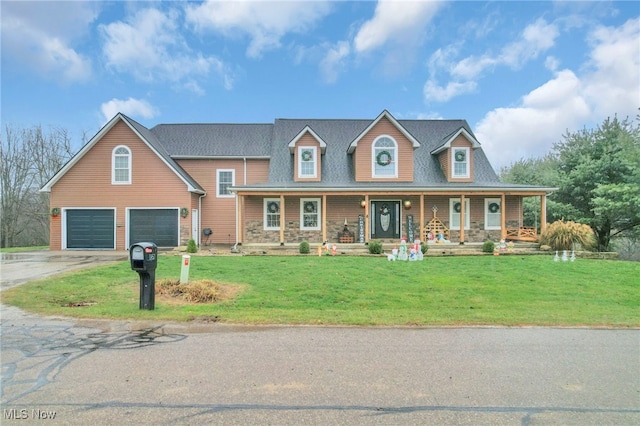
left=1, top=124, right=73, bottom=248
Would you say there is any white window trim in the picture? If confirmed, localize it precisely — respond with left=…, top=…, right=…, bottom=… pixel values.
left=484, top=198, right=502, bottom=230
left=451, top=147, right=470, bottom=179
left=300, top=198, right=321, bottom=230
left=297, top=146, right=317, bottom=178
left=449, top=198, right=470, bottom=230
left=371, top=135, right=398, bottom=179
left=112, top=145, right=131, bottom=185
left=216, top=169, right=235, bottom=198
left=264, top=198, right=281, bottom=230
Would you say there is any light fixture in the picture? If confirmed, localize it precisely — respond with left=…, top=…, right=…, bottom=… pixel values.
left=403, top=200, right=412, bottom=210
left=360, top=200, right=367, bottom=208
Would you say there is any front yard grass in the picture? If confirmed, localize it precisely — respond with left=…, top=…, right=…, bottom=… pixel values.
left=2, top=255, right=638, bottom=327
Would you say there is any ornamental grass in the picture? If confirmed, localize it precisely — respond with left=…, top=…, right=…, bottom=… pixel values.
left=540, top=219, right=596, bottom=251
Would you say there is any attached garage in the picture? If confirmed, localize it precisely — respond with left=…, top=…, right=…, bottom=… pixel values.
left=65, top=209, right=115, bottom=249
left=129, top=208, right=179, bottom=247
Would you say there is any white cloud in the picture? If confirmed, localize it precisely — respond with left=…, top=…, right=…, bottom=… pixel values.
left=100, top=7, right=234, bottom=92
left=475, top=18, right=640, bottom=170
left=1, top=1, right=96, bottom=82
left=100, top=98, right=159, bottom=124
left=185, top=0, right=333, bottom=58
left=319, top=41, right=351, bottom=84
left=353, top=0, right=442, bottom=53
left=424, top=80, right=477, bottom=102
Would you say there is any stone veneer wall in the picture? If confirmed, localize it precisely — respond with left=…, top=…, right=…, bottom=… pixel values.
left=244, top=220, right=356, bottom=244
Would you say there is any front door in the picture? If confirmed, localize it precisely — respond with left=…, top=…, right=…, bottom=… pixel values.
left=371, top=201, right=400, bottom=239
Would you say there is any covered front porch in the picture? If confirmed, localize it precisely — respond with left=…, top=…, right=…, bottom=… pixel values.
left=232, top=189, right=550, bottom=245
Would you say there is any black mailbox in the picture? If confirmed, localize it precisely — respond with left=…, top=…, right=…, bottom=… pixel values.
left=129, top=242, right=157, bottom=310
left=130, top=242, right=157, bottom=272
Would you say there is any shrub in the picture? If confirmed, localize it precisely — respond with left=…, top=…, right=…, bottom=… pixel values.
left=421, top=244, right=428, bottom=255
left=299, top=241, right=310, bottom=254
left=540, top=219, right=596, bottom=251
left=368, top=241, right=383, bottom=254
left=186, top=238, right=198, bottom=253
left=482, top=240, right=495, bottom=253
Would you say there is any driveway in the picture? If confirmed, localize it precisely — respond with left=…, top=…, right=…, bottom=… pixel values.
left=1, top=250, right=639, bottom=425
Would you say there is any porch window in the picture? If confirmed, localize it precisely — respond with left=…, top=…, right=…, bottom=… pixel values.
left=450, top=198, right=470, bottom=230
left=298, top=146, right=317, bottom=178
left=217, top=170, right=235, bottom=198
left=372, top=136, right=397, bottom=178
left=300, top=198, right=320, bottom=230
left=112, top=145, right=131, bottom=184
left=264, top=198, right=280, bottom=230
left=485, top=198, right=501, bottom=230
left=452, top=147, right=470, bottom=178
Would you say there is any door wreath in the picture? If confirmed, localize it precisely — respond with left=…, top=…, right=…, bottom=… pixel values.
left=376, top=150, right=392, bottom=166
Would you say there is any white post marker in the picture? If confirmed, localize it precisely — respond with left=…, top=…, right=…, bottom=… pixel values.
left=180, top=255, right=191, bottom=284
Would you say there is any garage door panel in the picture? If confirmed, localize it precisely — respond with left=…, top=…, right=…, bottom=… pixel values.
left=129, top=209, right=178, bottom=247
left=66, top=210, right=115, bottom=249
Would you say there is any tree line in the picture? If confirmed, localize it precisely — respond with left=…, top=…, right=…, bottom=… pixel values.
left=1, top=115, right=638, bottom=255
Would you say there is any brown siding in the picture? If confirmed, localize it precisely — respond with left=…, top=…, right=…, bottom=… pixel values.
left=177, top=158, right=269, bottom=244
left=354, top=117, right=414, bottom=182
left=293, top=134, right=322, bottom=182
left=49, top=121, right=191, bottom=250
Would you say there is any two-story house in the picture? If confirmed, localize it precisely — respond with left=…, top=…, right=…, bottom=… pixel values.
left=42, top=110, right=553, bottom=250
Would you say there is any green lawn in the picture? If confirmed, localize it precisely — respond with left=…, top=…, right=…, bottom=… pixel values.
left=2, top=255, right=638, bottom=326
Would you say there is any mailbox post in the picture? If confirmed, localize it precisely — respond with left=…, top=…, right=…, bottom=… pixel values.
left=130, top=242, right=157, bottom=310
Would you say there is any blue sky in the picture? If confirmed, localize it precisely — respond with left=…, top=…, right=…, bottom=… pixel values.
left=2, top=1, right=638, bottom=170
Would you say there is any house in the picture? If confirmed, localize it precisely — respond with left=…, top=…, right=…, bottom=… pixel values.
left=41, top=110, right=554, bottom=250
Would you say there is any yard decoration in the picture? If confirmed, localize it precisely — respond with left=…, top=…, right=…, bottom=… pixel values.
left=398, top=238, right=408, bottom=261
left=415, top=240, right=423, bottom=261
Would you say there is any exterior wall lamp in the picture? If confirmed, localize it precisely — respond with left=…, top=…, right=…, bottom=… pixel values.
left=403, top=200, right=412, bottom=210
left=360, top=199, right=367, bottom=208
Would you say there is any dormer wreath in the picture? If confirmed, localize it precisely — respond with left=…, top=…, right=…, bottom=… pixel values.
left=376, top=150, right=392, bottom=166
left=454, top=151, right=466, bottom=162
left=301, top=150, right=313, bottom=162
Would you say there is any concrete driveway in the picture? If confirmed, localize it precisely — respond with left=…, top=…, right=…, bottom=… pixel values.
left=1, top=250, right=639, bottom=425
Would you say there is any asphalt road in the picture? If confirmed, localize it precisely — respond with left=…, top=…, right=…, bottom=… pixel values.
left=1, top=251, right=639, bottom=425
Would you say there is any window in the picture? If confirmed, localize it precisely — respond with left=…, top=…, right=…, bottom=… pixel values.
left=485, top=198, right=501, bottom=230
left=264, top=199, right=280, bottom=230
left=298, top=146, right=317, bottom=178
left=112, top=146, right=131, bottom=184
left=452, top=147, right=470, bottom=178
left=449, top=198, right=470, bottom=230
left=372, top=136, right=397, bottom=178
left=300, top=198, right=320, bottom=230
left=217, top=170, right=235, bottom=198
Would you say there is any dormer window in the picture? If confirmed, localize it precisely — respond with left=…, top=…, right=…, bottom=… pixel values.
left=452, top=147, right=470, bottom=178
left=372, top=136, right=397, bottom=178
left=298, top=146, right=317, bottom=178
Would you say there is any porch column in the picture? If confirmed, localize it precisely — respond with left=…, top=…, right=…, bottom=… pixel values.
left=540, top=194, right=547, bottom=234
left=459, top=194, right=465, bottom=244
left=237, top=194, right=244, bottom=244
left=364, top=194, right=370, bottom=243
left=279, top=194, right=285, bottom=245
left=500, top=193, right=506, bottom=240
left=420, top=194, right=425, bottom=241
left=322, top=194, right=327, bottom=242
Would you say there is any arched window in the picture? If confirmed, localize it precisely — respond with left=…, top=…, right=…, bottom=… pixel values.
left=112, top=145, right=131, bottom=184
left=372, top=136, right=397, bottom=178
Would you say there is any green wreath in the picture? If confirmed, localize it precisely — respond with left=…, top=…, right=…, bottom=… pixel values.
left=488, top=202, right=500, bottom=213
left=454, top=202, right=461, bottom=213
left=304, top=201, right=316, bottom=213
left=454, top=151, right=466, bottom=162
left=267, top=201, right=279, bottom=213
left=301, top=150, right=313, bottom=162
left=376, top=150, right=392, bottom=166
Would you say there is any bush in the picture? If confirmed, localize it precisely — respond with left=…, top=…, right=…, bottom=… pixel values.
left=299, top=241, right=310, bottom=254
left=540, top=219, right=596, bottom=251
left=421, top=244, right=428, bottom=255
left=186, top=238, right=198, bottom=253
left=482, top=240, right=495, bottom=253
left=368, top=241, right=383, bottom=254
